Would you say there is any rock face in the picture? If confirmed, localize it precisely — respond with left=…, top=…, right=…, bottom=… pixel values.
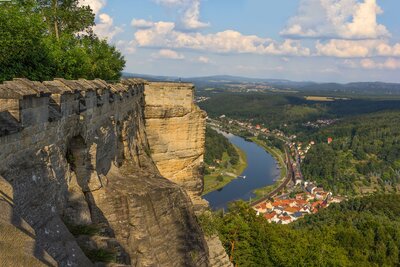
left=0, top=78, right=211, bottom=266
left=144, top=83, right=207, bottom=205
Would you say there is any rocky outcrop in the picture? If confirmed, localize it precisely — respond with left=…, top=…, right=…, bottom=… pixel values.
left=144, top=82, right=232, bottom=267
left=0, top=78, right=210, bottom=266
left=144, top=82, right=207, bottom=208
left=206, top=236, right=232, bottom=267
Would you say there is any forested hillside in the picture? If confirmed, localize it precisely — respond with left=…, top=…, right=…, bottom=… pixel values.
left=199, top=92, right=400, bottom=133
left=0, top=0, right=125, bottom=82
left=302, top=111, right=400, bottom=195
left=204, top=127, right=239, bottom=166
left=200, top=194, right=400, bottom=267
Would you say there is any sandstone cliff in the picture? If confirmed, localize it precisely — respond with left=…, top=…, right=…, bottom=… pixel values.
left=0, top=78, right=212, bottom=266
left=144, top=82, right=207, bottom=209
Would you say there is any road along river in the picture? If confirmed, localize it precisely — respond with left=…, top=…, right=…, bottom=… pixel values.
left=203, top=131, right=281, bottom=210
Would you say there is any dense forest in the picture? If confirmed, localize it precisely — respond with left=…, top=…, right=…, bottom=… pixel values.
left=302, top=111, right=400, bottom=195
left=200, top=194, right=400, bottom=266
left=198, top=92, right=400, bottom=133
left=200, top=92, right=400, bottom=195
left=0, top=0, right=125, bottom=82
left=204, top=127, right=239, bottom=166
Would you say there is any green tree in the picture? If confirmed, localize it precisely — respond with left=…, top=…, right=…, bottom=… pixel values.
left=0, top=1, right=55, bottom=81
left=0, top=0, right=125, bottom=82
left=37, top=0, right=95, bottom=40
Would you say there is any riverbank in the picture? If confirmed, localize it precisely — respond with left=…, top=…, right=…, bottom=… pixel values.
left=250, top=137, right=287, bottom=200
left=203, top=144, right=248, bottom=195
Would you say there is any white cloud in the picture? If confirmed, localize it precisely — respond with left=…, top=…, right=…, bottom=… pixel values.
left=93, top=13, right=123, bottom=40
left=360, top=58, right=400, bottom=69
left=131, top=19, right=154, bottom=29
left=316, top=39, right=400, bottom=58
left=197, top=56, right=210, bottom=63
left=152, top=49, right=185, bottom=59
left=79, top=0, right=106, bottom=15
left=79, top=0, right=123, bottom=41
left=281, top=0, right=389, bottom=40
left=133, top=21, right=310, bottom=56
left=154, top=0, right=209, bottom=30
left=344, top=58, right=400, bottom=69
left=376, top=43, right=400, bottom=57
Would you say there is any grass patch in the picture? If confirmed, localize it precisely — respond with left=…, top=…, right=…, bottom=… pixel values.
left=84, top=248, right=116, bottom=263
left=65, top=223, right=100, bottom=237
left=305, top=96, right=335, bottom=101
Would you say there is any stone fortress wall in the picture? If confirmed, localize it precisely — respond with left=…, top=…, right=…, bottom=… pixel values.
left=0, top=78, right=214, bottom=266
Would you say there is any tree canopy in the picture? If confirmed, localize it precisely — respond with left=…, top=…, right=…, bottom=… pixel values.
left=0, top=0, right=125, bottom=82
left=201, top=194, right=400, bottom=266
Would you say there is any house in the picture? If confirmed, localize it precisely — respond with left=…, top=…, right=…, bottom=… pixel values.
left=279, top=216, right=292, bottom=225
left=293, top=212, right=304, bottom=218
left=264, top=212, right=277, bottom=221
left=306, top=184, right=317, bottom=194
left=284, top=206, right=301, bottom=214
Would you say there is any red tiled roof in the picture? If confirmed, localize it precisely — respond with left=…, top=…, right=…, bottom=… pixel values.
left=312, top=201, right=324, bottom=208
left=295, top=199, right=308, bottom=205
left=279, top=216, right=292, bottom=221
left=284, top=206, right=301, bottom=213
left=264, top=212, right=277, bottom=220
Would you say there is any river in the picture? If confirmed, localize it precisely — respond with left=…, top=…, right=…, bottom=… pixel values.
left=203, top=131, right=281, bottom=210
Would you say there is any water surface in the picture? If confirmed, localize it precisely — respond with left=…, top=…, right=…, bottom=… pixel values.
left=203, top=132, right=280, bottom=210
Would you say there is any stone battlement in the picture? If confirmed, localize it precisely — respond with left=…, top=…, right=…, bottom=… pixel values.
left=0, top=78, right=147, bottom=136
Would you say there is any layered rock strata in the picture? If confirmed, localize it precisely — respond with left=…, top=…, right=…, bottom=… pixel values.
left=144, top=82, right=207, bottom=207
left=0, top=78, right=210, bottom=266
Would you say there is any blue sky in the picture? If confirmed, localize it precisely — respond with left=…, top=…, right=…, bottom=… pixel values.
left=81, top=0, right=400, bottom=82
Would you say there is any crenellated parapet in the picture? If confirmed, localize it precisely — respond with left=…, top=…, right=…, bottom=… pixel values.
left=0, top=78, right=214, bottom=267
left=0, top=78, right=146, bottom=137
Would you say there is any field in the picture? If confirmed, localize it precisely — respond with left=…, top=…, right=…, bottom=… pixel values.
left=305, top=96, right=335, bottom=101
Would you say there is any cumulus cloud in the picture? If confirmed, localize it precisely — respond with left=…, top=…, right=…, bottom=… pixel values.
left=154, top=0, right=209, bottom=30
left=133, top=21, right=310, bottom=56
left=316, top=39, right=400, bottom=58
left=345, top=58, right=400, bottom=69
left=197, top=56, right=210, bottom=63
left=281, top=0, right=389, bottom=40
left=93, top=13, right=123, bottom=40
left=131, top=19, right=155, bottom=29
left=152, top=49, right=185, bottom=59
left=79, top=0, right=123, bottom=41
left=79, top=0, right=106, bottom=15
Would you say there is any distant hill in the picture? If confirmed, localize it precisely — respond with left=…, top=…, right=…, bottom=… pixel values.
left=122, top=73, right=400, bottom=95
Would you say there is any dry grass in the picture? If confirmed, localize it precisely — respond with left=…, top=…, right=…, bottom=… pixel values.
left=305, top=96, right=335, bottom=102
left=0, top=222, right=46, bottom=267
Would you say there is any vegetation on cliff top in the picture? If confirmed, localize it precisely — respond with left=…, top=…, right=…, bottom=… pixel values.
left=199, top=194, right=400, bottom=267
left=0, top=0, right=125, bottom=83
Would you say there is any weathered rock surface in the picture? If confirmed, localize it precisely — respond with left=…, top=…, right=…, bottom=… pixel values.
left=144, top=83, right=207, bottom=206
left=144, top=82, right=232, bottom=267
left=0, top=79, right=213, bottom=266
left=205, top=236, right=233, bottom=267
